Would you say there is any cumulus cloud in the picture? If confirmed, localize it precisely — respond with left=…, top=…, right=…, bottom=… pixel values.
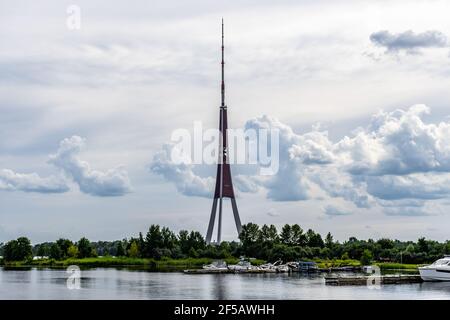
left=0, top=169, right=69, bottom=193
left=341, top=105, right=450, bottom=175
left=150, top=143, right=214, bottom=197
left=0, top=136, right=132, bottom=197
left=370, top=30, right=448, bottom=54
left=152, top=105, right=450, bottom=215
left=323, top=205, right=352, bottom=217
left=48, top=136, right=132, bottom=197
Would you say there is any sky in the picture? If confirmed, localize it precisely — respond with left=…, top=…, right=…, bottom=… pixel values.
left=2, top=0, right=450, bottom=244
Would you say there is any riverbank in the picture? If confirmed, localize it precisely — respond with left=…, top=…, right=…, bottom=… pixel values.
left=313, top=259, right=419, bottom=270
left=0, top=256, right=420, bottom=271
left=0, top=257, right=265, bottom=270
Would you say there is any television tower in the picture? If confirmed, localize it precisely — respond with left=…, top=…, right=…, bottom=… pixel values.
left=205, top=19, right=242, bottom=244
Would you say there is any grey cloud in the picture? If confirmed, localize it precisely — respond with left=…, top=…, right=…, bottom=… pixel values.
left=365, top=175, right=450, bottom=201
left=370, top=30, right=448, bottom=53
left=323, top=205, right=352, bottom=217
left=383, top=206, right=430, bottom=216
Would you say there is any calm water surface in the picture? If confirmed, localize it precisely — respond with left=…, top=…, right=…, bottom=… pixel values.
left=1, top=267, right=450, bottom=299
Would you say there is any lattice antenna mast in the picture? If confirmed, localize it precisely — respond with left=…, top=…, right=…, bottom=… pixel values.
left=221, top=18, right=225, bottom=107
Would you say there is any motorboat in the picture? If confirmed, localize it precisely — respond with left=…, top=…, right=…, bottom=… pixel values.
left=276, top=264, right=289, bottom=273
left=259, top=260, right=282, bottom=272
left=228, top=258, right=259, bottom=272
left=419, top=256, right=450, bottom=281
left=202, top=260, right=228, bottom=271
left=259, top=260, right=289, bottom=273
left=287, top=261, right=319, bottom=272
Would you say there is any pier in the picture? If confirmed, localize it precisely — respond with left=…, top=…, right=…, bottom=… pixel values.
left=183, top=269, right=277, bottom=274
left=325, top=274, right=423, bottom=286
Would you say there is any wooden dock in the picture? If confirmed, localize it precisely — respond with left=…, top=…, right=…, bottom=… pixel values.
left=183, top=269, right=277, bottom=274
left=325, top=274, right=423, bottom=286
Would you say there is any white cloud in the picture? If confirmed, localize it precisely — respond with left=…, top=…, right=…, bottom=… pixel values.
left=152, top=105, right=450, bottom=215
left=150, top=143, right=214, bottom=197
left=0, top=136, right=132, bottom=197
left=48, top=136, right=132, bottom=197
left=0, top=169, right=68, bottom=193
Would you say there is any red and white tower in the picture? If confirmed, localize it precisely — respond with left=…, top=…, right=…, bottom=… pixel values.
left=206, top=20, right=242, bottom=244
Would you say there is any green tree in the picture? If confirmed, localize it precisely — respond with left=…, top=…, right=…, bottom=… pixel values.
left=178, top=230, right=190, bottom=254
left=128, top=241, right=139, bottom=258
left=360, top=249, right=373, bottom=265
left=56, top=239, right=73, bottom=258
left=280, top=224, right=292, bottom=245
left=36, top=243, right=51, bottom=257
left=49, top=243, right=62, bottom=260
left=417, top=237, right=428, bottom=253
left=325, top=232, right=334, bottom=249
left=187, top=231, right=205, bottom=251
left=3, top=237, right=32, bottom=261
left=306, top=229, right=324, bottom=248
left=145, top=225, right=163, bottom=257
left=291, top=224, right=306, bottom=246
left=161, top=227, right=177, bottom=249
left=377, top=238, right=394, bottom=250
left=67, top=245, right=79, bottom=258
left=116, top=243, right=125, bottom=257
left=239, top=223, right=260, bottom=246
left=77, top=237, right=93, bottom=258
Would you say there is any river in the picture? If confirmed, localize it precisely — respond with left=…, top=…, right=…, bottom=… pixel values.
left=1, top=267, right=450, bottom=299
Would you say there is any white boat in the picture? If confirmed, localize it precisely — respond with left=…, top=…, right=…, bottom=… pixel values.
left=276, top=264, right=289, bottom=273
left=259, top=260, right=282, bottom=272
left=202, top=260, right=228, bottom=271
left=419, top=256, right=450, bottom=281
left=228, top=258, right=259, bottom=272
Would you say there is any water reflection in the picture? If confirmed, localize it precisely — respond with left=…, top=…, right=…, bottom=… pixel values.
left=1, top=267, right=450, bottom=300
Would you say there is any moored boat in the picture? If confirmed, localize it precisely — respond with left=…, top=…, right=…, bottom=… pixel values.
left=419, top=256, right=450, bottom=281
left=203, top=260, right=228, bottom=271
left=228, top=258, right=253, bottom=272
left=287, top=261, right=319, bottom=272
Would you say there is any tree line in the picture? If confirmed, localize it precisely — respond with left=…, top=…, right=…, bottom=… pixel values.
left=1, top=223, right=449, bottom=264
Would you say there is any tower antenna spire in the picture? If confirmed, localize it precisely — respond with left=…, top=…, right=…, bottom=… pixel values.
left=221, top=18, right=225, bottom=107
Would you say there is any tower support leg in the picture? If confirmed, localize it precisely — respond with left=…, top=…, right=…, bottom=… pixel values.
left=217, top=196, right=223, bottom=244
left=231, top=197, right=242, bottom=236
left=206, top=198, right=218, bottom=244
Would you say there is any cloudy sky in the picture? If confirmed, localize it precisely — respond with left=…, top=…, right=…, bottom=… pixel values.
left=2, top=0, right=450, bottom=243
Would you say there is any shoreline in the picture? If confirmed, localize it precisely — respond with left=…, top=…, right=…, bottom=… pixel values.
left=0, top=257, right=420, bottom=272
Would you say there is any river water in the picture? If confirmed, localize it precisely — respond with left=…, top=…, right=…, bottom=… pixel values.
left=1, top=267, right=450, bottom=299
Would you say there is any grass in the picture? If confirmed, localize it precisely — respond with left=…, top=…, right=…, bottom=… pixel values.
left=313, top=259, right=420, bottom=270
left=314, top=259, right=361, bottom=269
left=375, top=262, right=420, bottom=270
left=1, top=256, right=266, bottom=270
left=0, top=256, right=418, bottom=271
